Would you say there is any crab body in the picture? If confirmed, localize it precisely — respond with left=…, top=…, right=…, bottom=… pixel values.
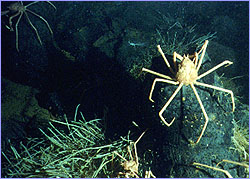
left=8, top=2, right=25, bottom=12
left=176, top=56, right=198, bottom=85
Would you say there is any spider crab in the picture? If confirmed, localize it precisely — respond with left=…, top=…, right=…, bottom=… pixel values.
left=2, top=1, right=56, bottom=51
left=114, top=130, right=156, bottom=178
left=142, top=40, right=235, bottom=144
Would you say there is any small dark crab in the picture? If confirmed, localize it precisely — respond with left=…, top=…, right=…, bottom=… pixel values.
left=2, top=1, right=56, bottom=51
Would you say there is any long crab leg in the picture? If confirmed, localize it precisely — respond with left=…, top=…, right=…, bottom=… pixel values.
left=26, top=9, right=54, bottom=35
left=25, top=1, right=39, bottom=8
left=23, top=11, right=43, bottom=45
left=148, top=78, right=179, bottom=102
left=194, top=52, right=198, bottom=67
left=195, top=81, right=235, bottom=112
left=15, top=12, right=23, bottom=52
left=134, top=131, right=146, bottom=165
left=25, top=1, right=56, bottom=10
left=159, top=83, right=183, bottom=127
left=142, top=68, right=173, bottom=80
left=196, top=40, right=208, bottom=72
left=190, top=84, right=209, bottom=144
left=197, top=60, right=233, bottom=80
left=9, top=11, right=21, bottom=31
left=157, top=45, right=175, bottom=75
left=192, top=162, right=233, bottom=178
left=45, top=1, right=57, bottom=10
